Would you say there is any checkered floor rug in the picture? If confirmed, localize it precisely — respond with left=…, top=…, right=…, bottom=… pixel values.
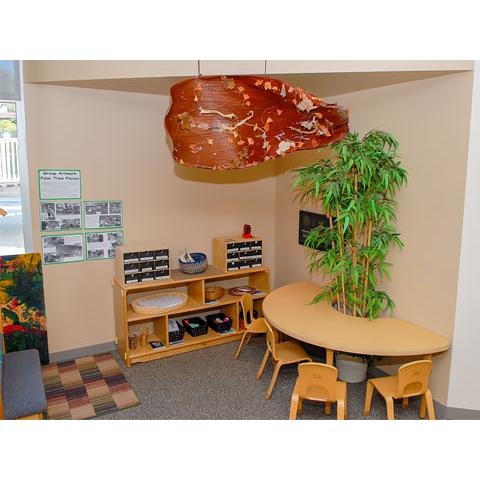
left=41, top=352, right=140, bottom=420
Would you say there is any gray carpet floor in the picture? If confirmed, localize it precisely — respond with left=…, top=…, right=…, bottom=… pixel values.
left=95, top=334, right=431, bottom=420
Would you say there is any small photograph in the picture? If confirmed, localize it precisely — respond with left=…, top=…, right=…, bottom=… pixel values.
left=109, top=202, right=122, bottom=214
left=108, top=231, right=123, bottom=247
left=40, top=202, right=56, bottom=220
left=41, top=220, right=61, bottom=231
left=87, top=249, right=105, bottom=260
left=99, top=214, right=122, bottom=227
left=56, top=202, right=81, bottom=216
left=84, top=202, right=109, bottom=215
left=86, top=233, right=104, bottom=243
left=60, top=218, right=81, bottom=230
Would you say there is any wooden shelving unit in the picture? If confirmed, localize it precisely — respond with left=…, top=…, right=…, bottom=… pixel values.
left=112, top=264, right=270, bottom=366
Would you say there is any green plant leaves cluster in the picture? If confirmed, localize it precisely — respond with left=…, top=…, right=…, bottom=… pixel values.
left=292, top=130, right=408, bottom=319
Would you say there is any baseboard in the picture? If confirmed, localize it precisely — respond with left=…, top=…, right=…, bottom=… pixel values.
left=443, top=406, right=480, bottom=420
left=48, top=341, right=116, bottom=363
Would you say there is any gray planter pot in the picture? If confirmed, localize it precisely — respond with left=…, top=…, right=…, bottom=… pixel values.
left=335, top=353, right=368, bottom=383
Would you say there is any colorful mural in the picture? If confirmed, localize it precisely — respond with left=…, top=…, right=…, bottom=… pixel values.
left=0, top=253, right=49, bottom=365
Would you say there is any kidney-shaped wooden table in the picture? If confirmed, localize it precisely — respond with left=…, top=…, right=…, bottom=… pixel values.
left=262, top=282, right=450, bottom=365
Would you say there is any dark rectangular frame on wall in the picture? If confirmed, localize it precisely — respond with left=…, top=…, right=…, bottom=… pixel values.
left=298, top=210, right=330, bottom=251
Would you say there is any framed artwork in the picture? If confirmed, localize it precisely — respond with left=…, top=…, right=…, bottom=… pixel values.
left=0, top=253, right=49, bottom=365
left=298, top=210, right=331, bottom=251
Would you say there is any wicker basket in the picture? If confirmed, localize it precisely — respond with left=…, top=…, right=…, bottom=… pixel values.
left=132, top=291, right=188, bottom=315
left=178, top=252, right=208, bottom=274
left=205, top=285, right=225, bottom=301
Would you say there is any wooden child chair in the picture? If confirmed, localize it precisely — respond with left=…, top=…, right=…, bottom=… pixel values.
left=363, top=359, right=435, bottom=420
left=256, top=319, right=312, bottom=400
left=234, top=293, right=266, bottom=360
left=289, top=362, right=347, bottom=420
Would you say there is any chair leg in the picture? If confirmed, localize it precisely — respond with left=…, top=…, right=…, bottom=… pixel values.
left=402, top=397, right=409, bottom=410
left=424, top=390, right=436, bottom=420
left=234, top=332, right=248, bottom=360
left=297, top=398, right=303, bottom=415
left=337, top=399, right=345, bottom=420
left=419, top=394, right=426, bottom=418
left=256, top=349, right=270, bottom=380
left=265, top=361, right=281, bottom=400
left=385, top=397, right=395, bottom=420
left=363, top=379, right=374, bottom=416
left=325, top=401, right=332, bottom=415
left=246, top=332, right=253, bottom=345
left=289, top=383, right=300, bottom=420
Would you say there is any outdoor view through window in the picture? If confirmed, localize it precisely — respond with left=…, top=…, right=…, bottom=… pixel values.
left=0, top=101, right=24, bottom=254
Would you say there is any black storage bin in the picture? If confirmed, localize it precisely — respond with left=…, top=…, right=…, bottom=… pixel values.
left=182, top=316, right=208, bottom=337
left=206, top=313, right=233, bottom=333
left=169, top=321, right=185, bottom=343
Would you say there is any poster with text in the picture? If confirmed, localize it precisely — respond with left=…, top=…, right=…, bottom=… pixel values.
left=38, top=169, right=81, bottom=200
left=85, top=231, right=124, bottom=260
left=40, top=201, right=82, bottom=231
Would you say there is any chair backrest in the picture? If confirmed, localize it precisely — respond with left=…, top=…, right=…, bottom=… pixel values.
left=396, top=360, right=433, bottom=398
left=264, top=320, right=278, bottom=360
left=297, top=362, right=340, bottom=402
left=240, top=293, right=254, bottom=325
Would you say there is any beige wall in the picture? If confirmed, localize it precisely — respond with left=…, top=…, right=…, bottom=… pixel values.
left=24, top=83, right=276, bottom=354
left=21, top=61, right=475, bottom=410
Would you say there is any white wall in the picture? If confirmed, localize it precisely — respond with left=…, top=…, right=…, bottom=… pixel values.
left=448, top=60, right=480, bottom=412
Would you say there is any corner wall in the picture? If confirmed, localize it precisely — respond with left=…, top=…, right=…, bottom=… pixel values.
left=274, top=71, right=474, bottom=406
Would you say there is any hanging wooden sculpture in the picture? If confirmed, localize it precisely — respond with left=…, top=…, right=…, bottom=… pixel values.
left=164, top=75, right=350, bottom=170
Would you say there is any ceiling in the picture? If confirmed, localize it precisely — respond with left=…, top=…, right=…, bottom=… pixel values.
left=38, top=70, right=464, bottom=99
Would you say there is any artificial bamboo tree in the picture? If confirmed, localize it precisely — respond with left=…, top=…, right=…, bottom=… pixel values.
left=292, top=130, right=408, bottom=320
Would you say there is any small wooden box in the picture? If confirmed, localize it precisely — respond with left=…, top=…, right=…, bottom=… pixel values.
left=213, top=236, right=263, bottom=272
left=115, top=244, right=170, bottom=285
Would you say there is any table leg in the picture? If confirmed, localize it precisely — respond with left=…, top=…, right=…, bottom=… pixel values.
left=325, top=349, right=335, bottom=414
left=326, top=348, right=334, bottom=366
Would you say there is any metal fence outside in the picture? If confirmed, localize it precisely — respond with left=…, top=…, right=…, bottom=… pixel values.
left=0, top=138, right=20, bottom=185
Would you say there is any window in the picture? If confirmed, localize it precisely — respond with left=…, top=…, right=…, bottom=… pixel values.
left=0, top=61, right=32, bottom=255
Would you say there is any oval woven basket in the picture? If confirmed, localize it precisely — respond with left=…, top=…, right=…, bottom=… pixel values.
left=205, top=285, right=225, bottom=301
left=178, top=252, right=208, bottom=274
left=132, top=291, right=188, bottom=315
